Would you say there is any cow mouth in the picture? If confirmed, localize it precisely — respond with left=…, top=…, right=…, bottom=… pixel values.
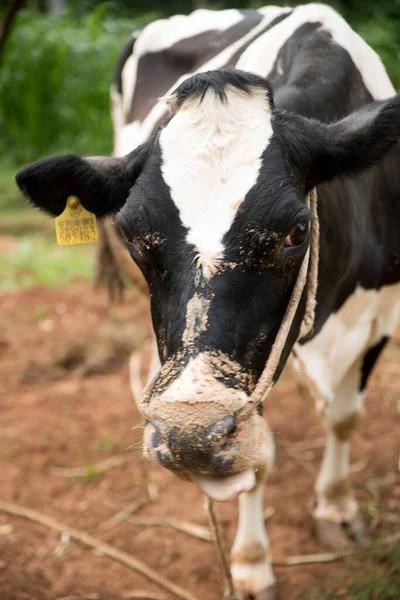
left=192, top=468, right=256, bottom=502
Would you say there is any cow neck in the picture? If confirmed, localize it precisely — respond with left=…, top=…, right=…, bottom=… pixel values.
left=239, top=187, right=319, bottom=419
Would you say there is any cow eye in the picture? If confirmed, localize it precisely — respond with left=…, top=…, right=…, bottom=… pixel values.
left=284, top=221, right=309, bottom=247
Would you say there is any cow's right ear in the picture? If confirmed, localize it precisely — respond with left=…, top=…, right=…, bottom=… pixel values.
left=15, top=139, right=152, bottom=217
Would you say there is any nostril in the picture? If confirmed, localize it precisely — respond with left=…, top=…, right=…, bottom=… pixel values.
left=227, top=424, right=238, bottom=438
left=215, top=415, right=238, bottom=449
left=151, top=418, right=167, bottom=437
left=221, top=415, right=238, bottom=437
left=151, top=430, right=163, bottom=449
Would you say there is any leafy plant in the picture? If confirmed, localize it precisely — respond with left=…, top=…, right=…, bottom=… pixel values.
left=0, top=7, right=152, bottom=164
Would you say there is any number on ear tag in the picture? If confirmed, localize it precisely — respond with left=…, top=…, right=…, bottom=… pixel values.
left=55, top=196, right=98, bottom=246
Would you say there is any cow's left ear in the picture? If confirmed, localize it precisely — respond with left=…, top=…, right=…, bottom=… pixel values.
left=277, top=94, right=400, bottom=187
left=15, top=138, right=153, bottom=217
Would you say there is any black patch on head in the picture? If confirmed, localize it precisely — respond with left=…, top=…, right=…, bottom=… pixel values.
left=171, top=69, right=273, bottom=109
left=360, top=336, right=388, bottom=391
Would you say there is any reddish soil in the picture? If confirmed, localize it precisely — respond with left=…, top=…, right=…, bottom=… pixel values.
left=0, top=282, right=399, bottom=600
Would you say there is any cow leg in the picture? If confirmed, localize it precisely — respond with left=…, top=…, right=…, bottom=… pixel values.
left=231, top=481, right=276, bottom=600
left=230, top=422, right=276, bottom=600
left=314, top=359, right=368, bottom=549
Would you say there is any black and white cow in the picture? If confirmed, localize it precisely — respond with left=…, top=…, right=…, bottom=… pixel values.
left=16, top=4, right=400, bottom=598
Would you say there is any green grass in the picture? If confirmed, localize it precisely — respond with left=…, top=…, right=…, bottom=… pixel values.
left=0, top=234, right=95, bottom=291
left=0, top=7, right=154, bottom=164
left=94, top=433, right=117, bottom=454
left=303, top=543, right=400, bottom=600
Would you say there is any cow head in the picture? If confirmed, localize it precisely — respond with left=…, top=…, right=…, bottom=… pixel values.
left=16, top=70, right=400, bottom=500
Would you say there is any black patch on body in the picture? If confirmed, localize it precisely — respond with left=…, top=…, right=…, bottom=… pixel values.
left=114, top=33, right=138, bottom=95
left=262, top=22, right=400, bottom=336
left=268, top=22, right=373, bottom=121
left=225, top=9, right=293, bottom=67
left=360, top=336, right=389, bottom=391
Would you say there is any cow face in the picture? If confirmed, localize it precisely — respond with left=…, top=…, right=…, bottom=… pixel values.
left=16, top=70, right=400, bottom=500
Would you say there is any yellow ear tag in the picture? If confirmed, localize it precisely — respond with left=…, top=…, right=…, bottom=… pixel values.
left=55, top=196, right=98, bottom=246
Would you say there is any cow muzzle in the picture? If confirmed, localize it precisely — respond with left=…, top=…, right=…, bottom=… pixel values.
left=140, top=378, right=274, bottom=501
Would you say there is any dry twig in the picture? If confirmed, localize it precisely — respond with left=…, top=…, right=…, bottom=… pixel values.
left=123, top=593, right=166, bottom=600
left=99, top=496, right=150, bottom=532
left=55, top=596, right=100, bottom=600
left=206, top=498, right=237, bottom=600
left=287, top=438, right=325, bottom=451
left=273, top=530, right=400, bottom=566
left=127, top=516, right=212, bottom=541
left=283, top=444, right=317, bottom=476
left=349, top=459, right=368, bottom=475
left=0, top=501, right=199, bottom=600
left=49, top=455, right=131, bottom=478
left=56, top=594, right=165, bottom=600
left=263, top=506, right=275, bottom=521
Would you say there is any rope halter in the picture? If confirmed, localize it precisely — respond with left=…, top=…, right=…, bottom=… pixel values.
left=235, top=187, right=319, bottom=421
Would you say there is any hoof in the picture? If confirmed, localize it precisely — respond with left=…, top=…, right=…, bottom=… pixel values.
left=349, top=512, right=370, bottom=548
left=235, top=585, right=277, bottom=600
left=231, top=561, right=276, bottom=600
left=316, top=513, right=370, bottom=550
left=316, top=519, right=352, bottom=550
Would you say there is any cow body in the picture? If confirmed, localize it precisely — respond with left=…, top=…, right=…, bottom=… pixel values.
left=16, top=4, right=400, bottom=598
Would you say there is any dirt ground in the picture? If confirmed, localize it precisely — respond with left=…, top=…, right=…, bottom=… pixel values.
left=0, top=281, right=399, bottom=600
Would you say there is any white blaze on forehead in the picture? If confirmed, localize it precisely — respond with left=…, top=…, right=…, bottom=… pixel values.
left=160, top=86, right=273, bottom=273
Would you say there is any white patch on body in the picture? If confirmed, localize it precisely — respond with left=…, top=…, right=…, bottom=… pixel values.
left=236, top=3, right=395, bottom=99
left=291, top=282, right=400, bottom=408
left=290, top=282, right=400, bottom=523
left=160, top=86, right=273, bottom=273
left=115, top=120, right=147, bottom=158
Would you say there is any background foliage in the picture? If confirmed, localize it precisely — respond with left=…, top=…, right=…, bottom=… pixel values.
left=0, top=0, right=400, bottom=291
left=1, top=1, right=400, bottom=164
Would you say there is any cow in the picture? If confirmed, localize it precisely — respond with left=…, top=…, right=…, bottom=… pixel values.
left=15, top=4, right=400, bottom=599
